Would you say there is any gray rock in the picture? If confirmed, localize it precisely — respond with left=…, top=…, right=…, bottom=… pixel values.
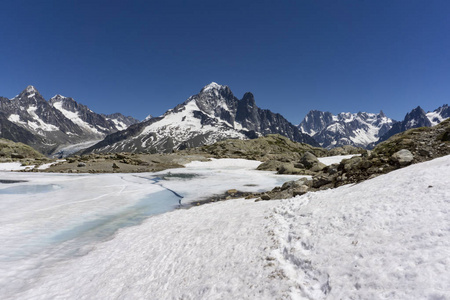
left=300, top=152, right=319, bottom=169
left=312, top=175, right=333, bottom=188
left=310, top=162, right=326, bottom=172
left=391, top=149, right=414, bottom=166
left=260, top=194, right=271, bottom=200
left=11, top=153, right=25, bottom=159
left=77, top=162, right=86, bottom=167
left=343, top=156, right=362, bottom=171
left=293, top=184, right=309, bottom=196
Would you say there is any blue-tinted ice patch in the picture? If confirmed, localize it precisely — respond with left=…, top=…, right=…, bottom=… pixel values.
left=0, top=184, right=61, bottom=194
left=49, top=189, right=181, bottom=246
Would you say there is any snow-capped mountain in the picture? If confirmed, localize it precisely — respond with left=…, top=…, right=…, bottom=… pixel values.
left=103, top=113, right=140, bottom=130
left=299, top=110, right=394, bottom=149
left=83, top=83, right=317, bottom=154
left=0, top=86, right=138, bottom=154
left=376, top=105, right=450, bottom=144
left=426, top=104, right=450, bottom=126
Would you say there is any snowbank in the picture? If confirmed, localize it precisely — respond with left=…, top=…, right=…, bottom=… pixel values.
left=271, top=155, right=450, bottom=299
left=317, top=154, right=360, bottom=166
left=1, top=156, right=449, bottom=299
left=0, top=162, right=35, bottom=171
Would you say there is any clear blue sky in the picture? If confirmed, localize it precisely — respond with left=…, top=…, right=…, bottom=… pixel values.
left=1, top=0, right=449, bottom=123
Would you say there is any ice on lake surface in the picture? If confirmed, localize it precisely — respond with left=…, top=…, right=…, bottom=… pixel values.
left=0, top=184, right=61, bottom=194
left=0, top=158, right=304, bottom=298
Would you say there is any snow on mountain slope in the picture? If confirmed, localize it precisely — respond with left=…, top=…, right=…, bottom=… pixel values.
left=271, top=155, right=450, bottom=299
left=103, top=112, right=140, bottom=131
left=0, top=86, right=139, bottom=154
left=84, top=83, right=317, bottom=154
left=51, top=99, right=102, bottom=135
left=138, top=98, right=246, bottom=148
left=299, top=110, right=394, bottom=149
left=427, top=104, right=450, bottom=126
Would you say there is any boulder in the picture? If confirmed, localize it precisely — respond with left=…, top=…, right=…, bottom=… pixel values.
left=300, top=152, right=319, bottom=169
left=260, top=194, right=271, bottom=200
left=342, top=156, right=362, bottom=171
left=11, top=153, right=25, bottom=159
left=256, top=160, right=285, bottom=171
left=391, top=149, right=414, bottom=166
left=277, top=163, right=304, bottom=175
left=312, top=175, right=333, bottom=189
left=310, top=162, right=327, bottom=172
left=292, top=184, right=309, bottom=196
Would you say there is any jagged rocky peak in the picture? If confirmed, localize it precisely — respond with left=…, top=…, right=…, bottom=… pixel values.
left=17, top=85, right=42, bottom=99
left=49, top=94, right=83, bottom=113
left=50, top=94, right=67, bottom=101
left=198, top=82, right=233, bottom=100
left=200, top=82, right=228, bottom=93
left=194, top=82, right=236, bottom=117
left=299, top=109, right=395, bottom=149
left=241, top=92, right=256, bottom=107
left=299, top=110, right=334, bottom=136
left=26, top=85, right=37, bottom=93
left=404, top=106, right=431, bottom=128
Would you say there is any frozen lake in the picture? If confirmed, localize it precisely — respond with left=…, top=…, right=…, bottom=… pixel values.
left=0, top=158, right=304, bottom=298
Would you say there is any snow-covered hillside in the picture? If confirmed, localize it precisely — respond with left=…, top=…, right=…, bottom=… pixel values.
left=1, top=155, right=448, bottom=299
left=270, top=155, right=450, bottom=299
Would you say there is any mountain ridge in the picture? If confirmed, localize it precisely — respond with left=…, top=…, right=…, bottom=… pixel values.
left=0, top=86, right=139, bottom=155
left=299, top=104, right=449, bottom=149
left=82, top=82, right=318, bottom=154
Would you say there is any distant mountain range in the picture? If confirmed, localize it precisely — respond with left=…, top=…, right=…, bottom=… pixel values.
left=1, top=84, right=449, bottom=155
left=82, top=82, right=317, bottom=154
left=299, top=104, right=449, bottom=149
left=0, top=86, right=139, bottom=155
left=299, top=110, right=394, bottom=149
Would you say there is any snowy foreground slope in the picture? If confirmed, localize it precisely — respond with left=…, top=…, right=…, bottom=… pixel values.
left=2, top=156, right=450, bottom=299
left=270, top=155, right=450, bottom=299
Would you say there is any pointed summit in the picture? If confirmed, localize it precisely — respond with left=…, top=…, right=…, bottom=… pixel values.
left=18, top=85, right=42, bottom=99
left=201, top=82, right=223, bottom=92
left=26, top=85, right=37, bottom=93
left=199, top=82, right=232, bottom=95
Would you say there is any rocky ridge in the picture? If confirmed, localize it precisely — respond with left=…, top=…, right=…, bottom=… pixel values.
left=299, top=110, right=394, bottom=149
left=0, top=86, right=138, bottom=155
left=81, top=83, right=318, bottom=154
left=299, top=104, right=449, bottom=150
left=374, top=105, right=450, bottom=145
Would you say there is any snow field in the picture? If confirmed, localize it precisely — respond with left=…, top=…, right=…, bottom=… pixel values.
left=317, top=154, right=359, bottom=166
left=0, top=156, right=449, bottom=299
left=0, top=162, right=35, bottom=171
left=16, top=199, right=292, bottom=300
left=155, top=158, right=306, bottom=204
left=270, top=155, right=450, bottom=299
left=0, top=158, right=302, bottom=299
